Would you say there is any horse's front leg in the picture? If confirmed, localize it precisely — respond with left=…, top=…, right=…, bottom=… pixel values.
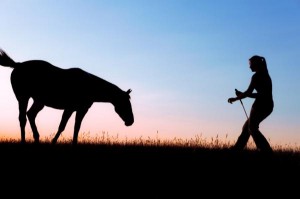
left=51, top=109, right=74, bottom=144
left=73, top=106, right=90, bottom=145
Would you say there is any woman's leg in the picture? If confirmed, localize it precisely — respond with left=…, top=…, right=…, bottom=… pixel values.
left=248, top=107, right=273, bottom=152
left=232, top=119, right=251, bottom=150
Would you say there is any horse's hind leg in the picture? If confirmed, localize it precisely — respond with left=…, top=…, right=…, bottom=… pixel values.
left=17, top=97, right=29, bottom=144
left=27, top=100, right=44, bottom=143
left=51, top=109, right=74, bottom=144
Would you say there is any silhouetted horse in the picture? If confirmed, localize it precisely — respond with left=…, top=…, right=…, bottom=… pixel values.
left=0, top=49, right=134, bottom=145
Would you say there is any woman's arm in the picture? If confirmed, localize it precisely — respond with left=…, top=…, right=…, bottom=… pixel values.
left=228, top=75, right=256, bottom=103
left=242, top=75, right=256, bottom=98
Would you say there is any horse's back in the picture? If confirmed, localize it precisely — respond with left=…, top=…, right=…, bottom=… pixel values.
left=10, top=60, right=96, bottom=109
left=11, top=60, right=63, bottom=89
left=12, top=60, right=62, bottom=77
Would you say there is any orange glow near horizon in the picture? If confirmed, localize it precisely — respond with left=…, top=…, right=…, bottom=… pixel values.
left=1, top=103, right=299, bottom=149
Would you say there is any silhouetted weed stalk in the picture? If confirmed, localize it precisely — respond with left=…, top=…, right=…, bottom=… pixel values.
left=1, top=131, right=299, bottom=153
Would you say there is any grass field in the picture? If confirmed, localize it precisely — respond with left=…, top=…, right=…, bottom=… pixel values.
left=1, top=134, right=299, bottom=197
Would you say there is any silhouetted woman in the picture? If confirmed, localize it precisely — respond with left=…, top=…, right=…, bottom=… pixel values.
left=228, top=55, right=274, bottom=153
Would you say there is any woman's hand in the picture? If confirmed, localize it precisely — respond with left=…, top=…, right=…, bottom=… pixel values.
left=228, top=97, right=236, bottom=104
left=235, top=89, right=242, bottom=96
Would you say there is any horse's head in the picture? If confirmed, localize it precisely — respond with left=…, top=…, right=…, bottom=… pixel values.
left=114, top=89, right=134, bottom=126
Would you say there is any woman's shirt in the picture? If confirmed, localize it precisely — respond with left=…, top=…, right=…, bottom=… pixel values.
left=246, top=71, right=274, bottom=109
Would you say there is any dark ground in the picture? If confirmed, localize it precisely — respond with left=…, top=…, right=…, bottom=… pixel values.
left=0, top=142, right=299, bottom=197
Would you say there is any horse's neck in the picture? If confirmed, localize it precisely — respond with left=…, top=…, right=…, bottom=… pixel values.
left=94, top=78, right=122, bottom=104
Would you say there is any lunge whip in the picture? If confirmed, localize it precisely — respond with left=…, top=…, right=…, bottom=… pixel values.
left=235, top=89, right=248, bottom=119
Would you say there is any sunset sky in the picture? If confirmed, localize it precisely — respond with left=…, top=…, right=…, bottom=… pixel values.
left=0, top=0, right=299, bottom=147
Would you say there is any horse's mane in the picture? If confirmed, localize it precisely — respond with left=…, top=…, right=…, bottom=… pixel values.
left=85, top=69, right=129, bottom=97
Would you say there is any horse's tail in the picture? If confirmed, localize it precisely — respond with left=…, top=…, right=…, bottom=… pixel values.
left=0, top=49, right=16, bottom=68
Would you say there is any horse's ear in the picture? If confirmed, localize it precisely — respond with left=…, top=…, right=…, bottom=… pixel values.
left=126, top=89, right=132, bottom=94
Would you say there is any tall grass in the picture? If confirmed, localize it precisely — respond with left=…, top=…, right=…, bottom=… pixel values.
left=1, top=131, right=299, bottom=153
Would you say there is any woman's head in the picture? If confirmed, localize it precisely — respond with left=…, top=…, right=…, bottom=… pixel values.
left=249, top=55, right=268, bottom=73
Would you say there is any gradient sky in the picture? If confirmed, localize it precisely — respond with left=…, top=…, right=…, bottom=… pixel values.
left=0, top=0, right=299, bottom=147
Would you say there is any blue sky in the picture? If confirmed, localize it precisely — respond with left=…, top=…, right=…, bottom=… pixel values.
left=0, top=0, right=299, bottom=147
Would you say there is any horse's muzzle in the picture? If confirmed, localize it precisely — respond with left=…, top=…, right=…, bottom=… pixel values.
left=125, top=120, right=134, bottom=126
